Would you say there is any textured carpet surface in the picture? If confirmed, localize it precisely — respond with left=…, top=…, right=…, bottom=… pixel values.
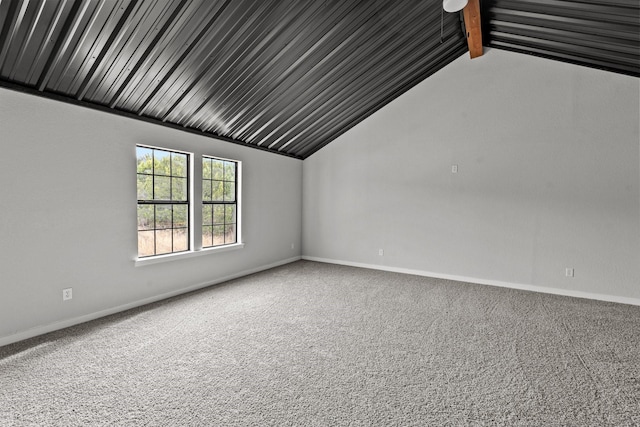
left=1, top=260, right=639, bottom=426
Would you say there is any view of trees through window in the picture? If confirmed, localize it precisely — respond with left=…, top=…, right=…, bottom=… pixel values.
left=137, top=146, right=189, bottom=257
left=202, top=157, right=237, bottom=248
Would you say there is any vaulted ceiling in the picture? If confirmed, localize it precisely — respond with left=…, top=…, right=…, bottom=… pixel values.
left=1, top=1, right=638, bottom=159
left=482, top=0, right=639, bottom=77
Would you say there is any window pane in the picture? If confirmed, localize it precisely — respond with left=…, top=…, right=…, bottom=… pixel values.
left=225, top=205, right=236, bottom=224
left=137, top=146, right=191, bottom=258
left=153, top=150, right=171, bottom=176
left=202, top=180, right=212, bottom=201
left=213, top=225, right=225, bottom=246
left=202, top=225, right=213, bottom=247
left=213, top=204, right=225, bottom=224
left=138, top=230, right=155, bottom=257
left=225, top=224, right=236, bottom=244
left=212, top=160, right=224, bottom=180
left=171, top=153, right=187, bottom=177
left=137, top=174, right=152, bottom=200
left=212, top=181, right=224, bottom=201
left=173, top=204, right=187, bottom=228
left=156, top=205, right=172, bottom=229
left=202, top=158, right=211, bottom=180
left=172, top=177, right=187, bottom=201
left=202, top=204, right=212, bottom=225
left=173, top=228, right=188, bottom=252
left=224, top=182, right=235, bottom=202
left=224, top=161, right=235, bottom=181
left=136, top=147, right=153, bottom=174
left=154, top=176, right=171, bottom=200
left=137, top=205, right=154, bottom=230
left=155, top=229, right=172, bottom=254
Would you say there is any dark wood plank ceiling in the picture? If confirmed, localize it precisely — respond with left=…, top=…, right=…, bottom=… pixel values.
left=1, top=1, right=637, bottom=159
left=0, top=0, right=467, bottom=159
left=481, top=0, right=640, bottom=77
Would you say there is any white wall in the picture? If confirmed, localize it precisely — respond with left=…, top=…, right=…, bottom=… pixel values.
left=303, top=49, right=640, bottom=303
left=0, top=87, right=302, bottom=345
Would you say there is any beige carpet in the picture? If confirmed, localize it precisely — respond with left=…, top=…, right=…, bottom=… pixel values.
left=1, top=260, right=639, bottom=426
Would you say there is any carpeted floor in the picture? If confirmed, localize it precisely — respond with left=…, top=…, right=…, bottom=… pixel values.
left=1, top=260, right=639, bottom=426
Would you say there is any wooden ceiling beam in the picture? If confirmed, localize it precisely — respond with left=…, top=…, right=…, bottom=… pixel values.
left=463, top=0, right=483, bottom=58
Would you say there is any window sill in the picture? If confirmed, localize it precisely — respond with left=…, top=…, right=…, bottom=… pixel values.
left=134, top=242, right=245, bottom=267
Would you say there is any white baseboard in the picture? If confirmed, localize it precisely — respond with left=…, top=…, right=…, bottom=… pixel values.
left=0, top=256, right=302, bottom=348
left=302, top=256, right=640, bottom=307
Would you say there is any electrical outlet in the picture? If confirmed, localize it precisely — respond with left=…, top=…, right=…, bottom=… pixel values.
left=565, top=268, right=574, bottom=277
left=291, top=243, right=295, bottom=249
left=451, top=164, right=458, bottom=173
left=62, top=288, right=73, bottom=301
left=378, top=249, right=384, bottom=256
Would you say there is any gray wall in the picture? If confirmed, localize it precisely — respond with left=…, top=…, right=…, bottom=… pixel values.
left=1, top=48, right=638, bottom=346
left=303, top=49, right=640, bottom=302
left=0, top=87, right=302, bottom=345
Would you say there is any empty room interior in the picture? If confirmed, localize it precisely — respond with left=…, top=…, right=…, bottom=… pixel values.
left=1, top=0, right=639, bottom=425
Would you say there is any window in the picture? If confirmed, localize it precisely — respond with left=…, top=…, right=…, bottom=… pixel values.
left=202, top=156, right=237, bottom=248
left=136, top=146, right=189, bottom=257
left=135, top=145, right=242, bottom=262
